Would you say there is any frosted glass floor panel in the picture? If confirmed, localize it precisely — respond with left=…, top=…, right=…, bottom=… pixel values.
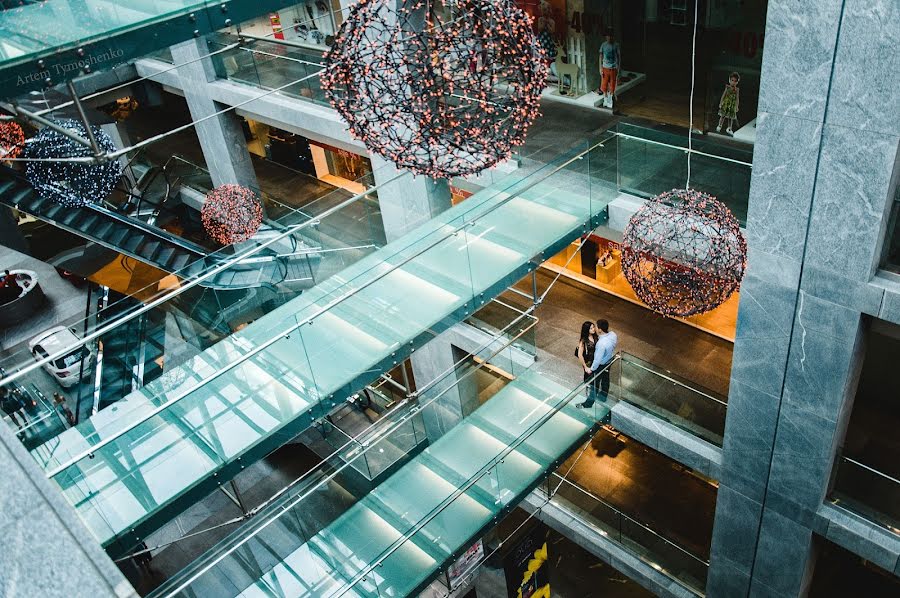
left=472, top=198, right=582, bottom=258
left=238, top=544, right=363, bottom=598
left=37, top=145, right=608, bottom=551
left=367, top=462, right=493, bottom=554
left=56, top=368, right=313, bottom=545
left=310, top=507, right=437, bottom=592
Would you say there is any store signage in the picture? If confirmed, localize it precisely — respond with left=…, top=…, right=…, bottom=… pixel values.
left=447, top=540, right=485, bottom=589
left=270, top=13, right=285, bottom=40
left=503, top=527, right=550, bottom=598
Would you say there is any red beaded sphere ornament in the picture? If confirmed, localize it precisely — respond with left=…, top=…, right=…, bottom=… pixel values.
left=201, top=184, right=263, bottom=245
left=0, top=121, right=25, bottom=160
left=322, top=0, right=547, bottom=179
left=621, top=189, right=747, bottom=317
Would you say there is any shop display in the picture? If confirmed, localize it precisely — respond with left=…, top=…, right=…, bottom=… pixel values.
left=553, top=41, right=579, bottom=95
left=201, top=184, right=263, bottom=245
left=598, top=29, right=620, bottom=108
left=716, top=71, right=740, bottom=135
left=621, top=188, right=746, bottom=318
left=322, top=0, right=546, bottom=178
left=0, top=121, right=25, bottom=160
left=24, top=119, right=121, bottom=208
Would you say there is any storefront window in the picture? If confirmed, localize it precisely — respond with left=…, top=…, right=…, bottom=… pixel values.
left=236, top=1, right=342, bottom=50
left=516, top=0, right=767, bottom=143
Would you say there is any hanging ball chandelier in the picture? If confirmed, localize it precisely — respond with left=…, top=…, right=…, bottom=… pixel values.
left=621, top=189, right=747, bottom=318
left=0, top=121, right=25, bottom=160
left=322, top=0, right=547, bottom=179
left=24, top=119, right=121, bottom=208
left=202, top=184, right=263, bottom=245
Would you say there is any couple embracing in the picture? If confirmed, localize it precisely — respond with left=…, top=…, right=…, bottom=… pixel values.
left=575, top=319, right=617, bottom=408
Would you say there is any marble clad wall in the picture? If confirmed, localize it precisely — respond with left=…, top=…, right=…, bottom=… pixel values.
left=709, top=0, right=900, bottom=595
left=0, top=424, right=137, bottom=597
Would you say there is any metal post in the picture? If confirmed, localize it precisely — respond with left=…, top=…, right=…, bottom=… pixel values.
left=66, top=81, right=105, bottom=160
left=531, top=269, right=539, bottom=306
left=230, top=479, right=249, bottom=516
left=5, top=101, right=95, bottom=150
left=400, top=360, right=412, bottom=397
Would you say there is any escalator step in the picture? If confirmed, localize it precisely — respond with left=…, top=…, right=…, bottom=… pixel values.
left=43, top=204, right=63, bottom=219
left=155, top=247, right=176, bottom=269
left=0, top=180, right=17, bottom=196
left=106, top=226, right=130, bottom=246
left=169, top=252, right=192, bottom=272
left=79, top=213, right=100, bottom=231
left=137, top=240, right=160, bottom=260
left=92, top=219, right=114, bottom=238
left=122, top=235, right=143, bottom=252
left=8, top=187, right=32, bottom=207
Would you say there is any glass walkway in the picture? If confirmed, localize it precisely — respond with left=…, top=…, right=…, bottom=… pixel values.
left=34, top=140, right=614, bottom=554
left=0, top=1, right=293, bottom=95
left=153, top=368, right=611, bottom=597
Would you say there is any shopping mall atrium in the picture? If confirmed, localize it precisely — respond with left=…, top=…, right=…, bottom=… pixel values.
left=0, top=1, right=897, bottom=597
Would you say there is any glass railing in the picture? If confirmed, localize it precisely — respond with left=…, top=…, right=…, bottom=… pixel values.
left=1, top=378, right=69, bottom=451
left=0, top=1, right=297, bottom=94
left=207, top=32, right=328, bottom=105
left=35, top=134, right=616, bottom=550
left=543, top=472, right=709, bottom=592
left=150, top=364, right=609, bottom=597
left=146, top=297, right=542, bottom=597
left=465, top=298, right=537, bottom=358
left=611, top=122, right=753, bottom=225
left=618, top=353, right=728, bottom=447
left=0, top=158, right=402, bottom=424
left=830, top=456, right=900, bottom=534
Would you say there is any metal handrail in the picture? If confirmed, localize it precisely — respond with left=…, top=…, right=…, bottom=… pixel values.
left=547, top=473, right=710, bottom=565
left=42, top=136, right=608, bottom=477
left=621, top=353, right=728, bottom=407
left=151, top=306, right=540, bottom=597
left=613, top=131, right=753, bottom=167
left=841, top=456, right=900, bottom=486
left=1, top=172, right=398, bottom=390
left=340, top=358, right=622, bottom=595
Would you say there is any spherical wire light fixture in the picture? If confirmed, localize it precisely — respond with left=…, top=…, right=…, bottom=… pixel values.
left=201, top=184, right=264, bottom=246
left=0, top=121, right=25, bottom=160
left=24, top=119, right=121, bottom=208
left=322, top=0, right=547, bottom=179
left=621, top=188, right=747, bottom=318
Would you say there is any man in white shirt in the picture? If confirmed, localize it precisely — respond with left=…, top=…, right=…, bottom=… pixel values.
left=579, top=319, right=617, bottom=408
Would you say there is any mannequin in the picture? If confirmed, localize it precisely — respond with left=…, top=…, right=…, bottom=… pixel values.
left=716, top=72, right=740, bottom=135
left=598, top=29, right=620, bottom=109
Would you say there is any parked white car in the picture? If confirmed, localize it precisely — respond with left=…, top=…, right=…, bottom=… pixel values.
left=28, top=326, right=93, bottom=388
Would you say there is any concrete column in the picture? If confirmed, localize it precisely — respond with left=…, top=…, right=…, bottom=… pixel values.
left=370, top=155, right=452, bottom=242
left=0, top=425, right=137, bottom=597
left=169, top=38, right=259, bottom=190
left=412, top=335, right=480, bottom=442
left=708, top=0, right=900, bottom=595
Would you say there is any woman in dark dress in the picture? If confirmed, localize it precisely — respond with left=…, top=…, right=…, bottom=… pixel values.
left=576, top=320, right=597, bottom=387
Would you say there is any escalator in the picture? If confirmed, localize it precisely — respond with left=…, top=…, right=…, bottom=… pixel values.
left=0, top=165, right=322, bottom=289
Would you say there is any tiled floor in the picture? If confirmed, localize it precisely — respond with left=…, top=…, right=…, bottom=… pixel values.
left=510, top=269, right=733, bottom=398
